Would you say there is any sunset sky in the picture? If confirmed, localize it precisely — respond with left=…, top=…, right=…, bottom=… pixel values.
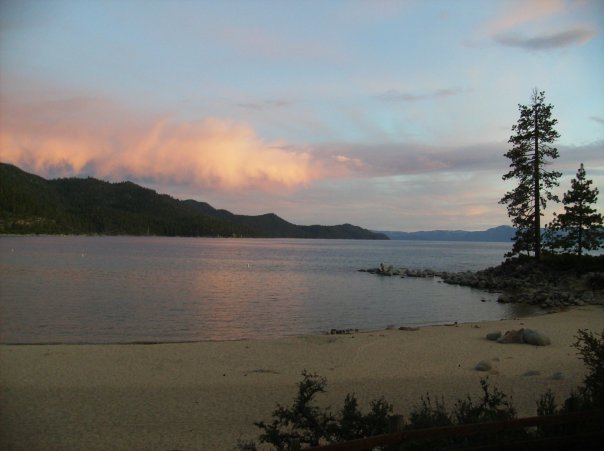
left=1, top=0, right=603, bottom=231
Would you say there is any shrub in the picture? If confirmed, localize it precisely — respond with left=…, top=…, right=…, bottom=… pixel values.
left=569, top=328, right=604, bottom=410
left=330, top=394, right=392, bottom=442
left=408, top=394, right=451, bottom=429
left=254, top=371, right=332, bottom=449
left=453, top=378, right=516, bottom=424
left=246, top=329, right=604, bottom=448
left=253, top=370, right=392, bottom=450
left=403, top=380, right=518, bottom=449
left=536, top=389, right=558, bottom=417
left=533, top=329, right=604, bottom=441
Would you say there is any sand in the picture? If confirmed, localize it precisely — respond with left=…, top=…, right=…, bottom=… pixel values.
left=1, top=305, right=603, bottom=450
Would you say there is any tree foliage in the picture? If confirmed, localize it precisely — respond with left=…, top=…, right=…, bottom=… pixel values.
left=500, top=89, right=561, bottom=260
left=546, top=163, right=604, bottom=256
left=247, top=333, right=604, bottom=450
left=570, top=329, right=604, bottom=410
left=253, top=370, right=392, bottom=450
left=0, top=163, right=388, bottom=239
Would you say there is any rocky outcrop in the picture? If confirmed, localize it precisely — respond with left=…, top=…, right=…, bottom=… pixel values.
left=361, top=260, right=604, bottom=311
left=440, top=262, right=604, bottom=310
left=330, top=328, right=359, bottom=335
left=487, top=328, right=552, bottom=346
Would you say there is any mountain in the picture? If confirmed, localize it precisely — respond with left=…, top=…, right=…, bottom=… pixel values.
left=379, top=226, right=515, bottom=242
left=0, top=163, right=388, bottom=239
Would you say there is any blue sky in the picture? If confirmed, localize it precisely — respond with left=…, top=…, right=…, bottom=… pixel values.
left=1, top=0, right=603, bottom=231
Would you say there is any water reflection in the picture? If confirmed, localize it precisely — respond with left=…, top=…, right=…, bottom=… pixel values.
left=0, top=237, right=542, bottom=344
left=189, top=265, right=310, bottom=340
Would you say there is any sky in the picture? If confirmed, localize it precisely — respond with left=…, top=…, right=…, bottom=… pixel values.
left=1, top=0, right=603, bottom=232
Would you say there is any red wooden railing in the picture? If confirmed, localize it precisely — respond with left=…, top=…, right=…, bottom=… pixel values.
left=301, top=410, right=604, bottom=451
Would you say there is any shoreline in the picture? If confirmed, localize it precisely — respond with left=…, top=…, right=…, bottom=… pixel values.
left=2, top=306, right=603, bottom=450
left=0, top=310, right=551, bottom=347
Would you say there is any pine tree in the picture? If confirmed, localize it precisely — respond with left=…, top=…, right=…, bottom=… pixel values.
left=547, top=163, right=604, bottom=256
left=500, top=89, right=561, bottom=260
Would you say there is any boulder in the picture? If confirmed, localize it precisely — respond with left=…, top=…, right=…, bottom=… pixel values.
left=522, top=328, right=551, bottom=346
left=497, top=294, right=511, bottom=304
left=475, top=360, right=492, bottom=371
left=486, top=331, right=502, bottom=341
left=379, top=263, right=394, bottom=275
left=497, top=329, right=525, bottom=344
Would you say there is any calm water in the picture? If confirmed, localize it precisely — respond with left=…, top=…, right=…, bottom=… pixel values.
left=0, top=236, right=539, bottom=344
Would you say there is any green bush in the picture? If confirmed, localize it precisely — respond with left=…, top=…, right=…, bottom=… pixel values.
left=245, top=328, right=604, bottom=449
left=253, top=370, right=392, bottom=450
left=536, top=389, right=558, bottom=417
left=453, top=378, right=516, bottom=425
left=408, top=379, right=519, bottom=449
left=567, top=329, right=604, bottom=411
left=331, top=393, right=392, bottom=442
left=408, top=394, right=451, bottom=429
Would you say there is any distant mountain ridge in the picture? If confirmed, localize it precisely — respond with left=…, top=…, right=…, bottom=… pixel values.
left=379, top=226, right=515, bottom=242
left=0, top=162, right=388, bottom=239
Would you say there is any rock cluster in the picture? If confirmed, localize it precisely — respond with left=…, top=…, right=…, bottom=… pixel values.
left=360, top=264, right=439, bottom=278
left=361, top=260, right=604, bottom=310
left=486, top=328, right=551, bottom=346
left=329, top=328, right=359, bottom=335
left=440, top=263, right=603, bottom=309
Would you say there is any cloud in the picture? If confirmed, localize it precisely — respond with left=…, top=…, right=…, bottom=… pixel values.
left=215, top=24, right=337, bottom=62
left=335, top=154, right=364, bottom=169
left=311, top=141, right=507, bottom=179
left=590, top=116, right=604, bottom=126
left=478, top=0, right=597, bottom=51
left=235, top=98, right=294, bottom=111
left=485, top=0, right=566, bottom=36
left=494, top=26, right=597, bottom=50
left=0, top=95, right=330, bottom=192
left=376, top=87, right=465, bottom=102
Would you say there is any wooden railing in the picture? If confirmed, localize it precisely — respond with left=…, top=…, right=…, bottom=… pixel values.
left=301, top=410, right=604, bottom=451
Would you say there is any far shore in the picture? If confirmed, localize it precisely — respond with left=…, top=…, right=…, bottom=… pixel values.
left=1, top=306, right=603, bottom=450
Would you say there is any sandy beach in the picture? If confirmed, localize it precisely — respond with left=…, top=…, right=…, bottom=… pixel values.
left=1, top=305, right=603, bottom=450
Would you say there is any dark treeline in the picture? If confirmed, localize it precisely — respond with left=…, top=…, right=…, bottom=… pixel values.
left=0, top=163, right=388, bottom=240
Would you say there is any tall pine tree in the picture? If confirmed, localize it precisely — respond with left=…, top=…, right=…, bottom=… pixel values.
left=500, top=89, right=561, bottom=260
left=547, top=163, right=603, bottom=256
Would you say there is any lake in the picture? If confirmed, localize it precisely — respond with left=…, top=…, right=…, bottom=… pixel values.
left=0, top=236, right=540, bottom=344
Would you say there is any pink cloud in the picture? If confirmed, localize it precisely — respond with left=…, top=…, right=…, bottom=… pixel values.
left=486, top=0, right=566, bottom=35
left=0, top=95, right=332, bottom=191
left=479, top=0, right=597, bottom=50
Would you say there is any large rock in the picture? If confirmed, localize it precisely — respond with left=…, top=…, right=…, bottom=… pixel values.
left=379, top=263, right=394, bottom=275
left=497, top=329, right=525, bottom=344
left=522, top=328, right=551, bottom=346
left=497, top=294, right=511, bottom=304
left=486, top=331, right=502, bottom=341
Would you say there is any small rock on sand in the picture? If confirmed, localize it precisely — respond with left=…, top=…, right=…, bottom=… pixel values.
left=523, top=370, right=541, bottom=377
left=475, top=360, right=492, bottom=371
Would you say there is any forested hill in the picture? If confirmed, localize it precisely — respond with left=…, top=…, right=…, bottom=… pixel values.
left=380, top=226, right=515, bottom=242
left=0, top=163, right=388, bottom=239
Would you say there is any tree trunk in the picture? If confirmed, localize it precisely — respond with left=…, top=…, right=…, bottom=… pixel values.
left=578, top=209, right=583, bottom=257
left=534, top=107, right=541, bottom=261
